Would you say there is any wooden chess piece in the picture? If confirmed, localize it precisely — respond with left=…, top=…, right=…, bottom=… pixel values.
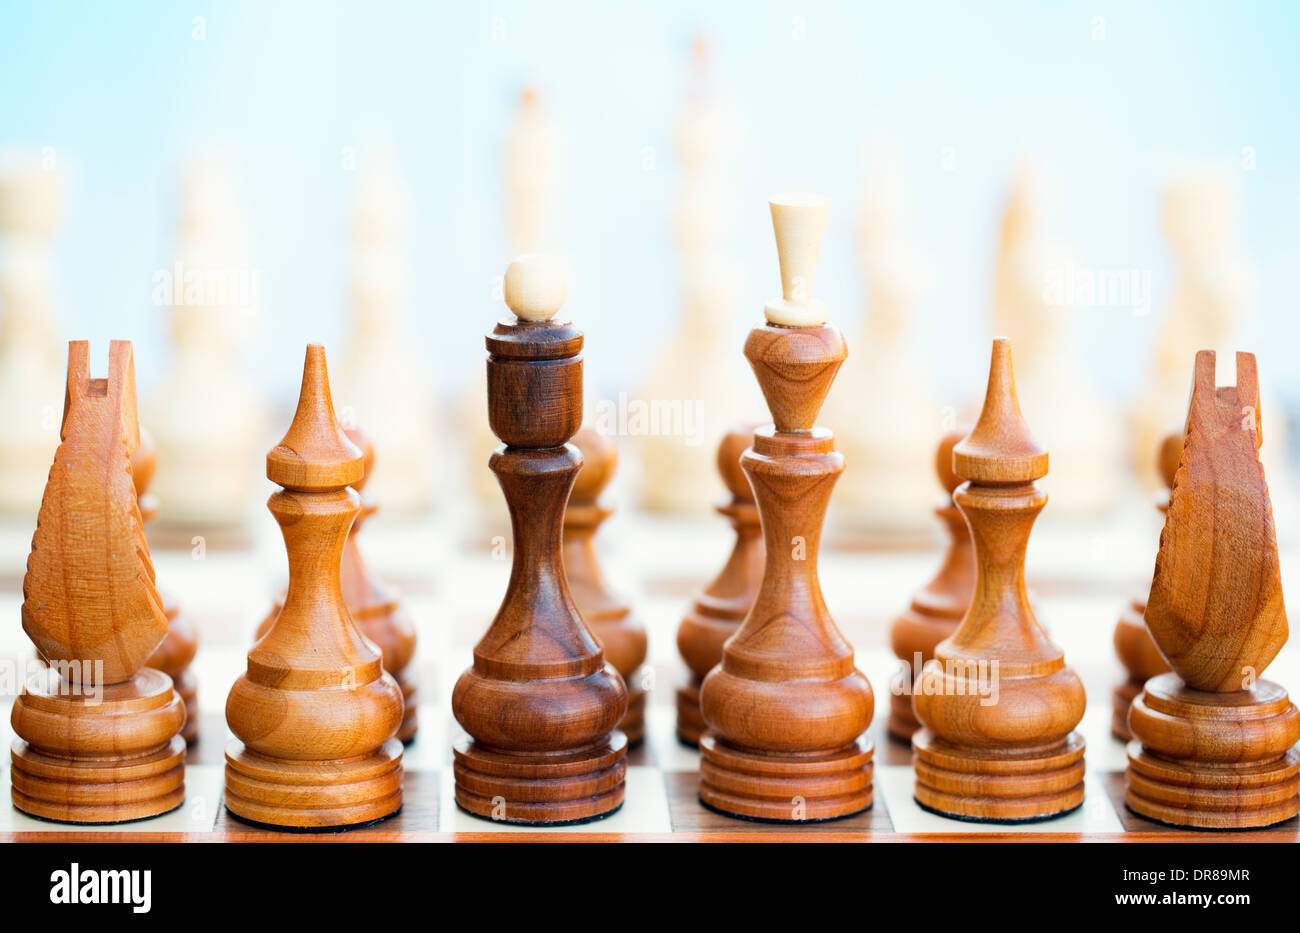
left=887, top=427, right=975, bottom=742
left=563, top=425, right=647, bottom=746
left=674, top=424, right=764, bottom=746
left=255, top=422, right=419, bottom=742
left=912, top=337, right=1087, bottom=822
left=11, top=340, right=186, bottom=822
left=698, top=194, right=874, bottom=822
left=1110, top=432, right=1178, bottom=740
left=134, top=425, right=200, bottom=745
left=452, top=255, right=628, bottom=824
left=1125, top=351, right=1300, bottom=829
left=224, top=345, right=403, bottom=829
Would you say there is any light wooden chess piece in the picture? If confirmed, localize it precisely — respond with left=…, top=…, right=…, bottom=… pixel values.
left=255, top=422, right=419, bottom=742
left=134, top=425, right=200, bottom=745
left=1125, top=351, right=1299, bottom=829
left=913, top=338, right=1087, bottom=822
left=887, top=427, right=975, bottom=741
left=564, top=426, right=647, bottom=746
left=224, top=345, right=403, bottom=829
left=699, top=194, right=874, bottom=822
left=334, top=153, right=437, bottom=516
left=147, top=153, right=267, bottom=543
left=675, top=423, right=764, bottom=746
left=452, top=255, right=628, bottom=824
left=12, top=341, right=186, bottom=822
left=0, top=160, right=64, bottom=520
left=1110, top=432, right=1178, bottom=740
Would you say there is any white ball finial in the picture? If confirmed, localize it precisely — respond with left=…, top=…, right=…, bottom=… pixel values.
left=765, top=192, right=830, bottom=326
left=504, top=253, right=567, bottom=322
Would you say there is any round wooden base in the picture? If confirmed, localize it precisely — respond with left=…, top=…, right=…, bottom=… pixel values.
left=1125, top=674, right=1300, bottom=829
left=395, top=671, right=418, bottom=744
left=912, top=729, right=1086, bottom=822
left=224, top=738, right=404, bottom=829
left=453, top=733, right=627, bottom=824
left=175, top=669, right=199, bottom=745
left=887, top=670, right=920, bottom=743
left=620, top=685, right=646, bottom=747
left=675, top=681, right=705, bottom=747
left=698, top=733, right=873, bottom=822
left=1111, top=679, right=1141, bottom=741
left=10, top=668, right=187, bottom=824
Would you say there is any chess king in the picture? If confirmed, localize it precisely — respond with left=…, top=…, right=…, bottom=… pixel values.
left=12, top=341, right=187, bottom=823
left=698, top=194, right=875, bottom=822
left=1125, top=351, right=1299, bottom=829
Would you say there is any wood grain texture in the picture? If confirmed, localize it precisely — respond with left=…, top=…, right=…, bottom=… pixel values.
left=1110, top=432, right=1178, bottom=740
left=912, top=338, right=1087, bottom=823
left=564, top=425, right=647, bottom=745
left=452, top=256, right=627, bottom=825
left=12, top=340, right=186, bottom=823
left=1126, top=350, right=1299, bottom=829
left=256, top=423, right=419, bottom=742
left=887, top=427, right=975, bottom=741
left=675, top=424, right=764, bottom=746
left=224, top=344, right=404, bottom=830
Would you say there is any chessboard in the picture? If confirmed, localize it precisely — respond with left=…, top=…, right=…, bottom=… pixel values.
left=2, top=505, right=1298, bottom=843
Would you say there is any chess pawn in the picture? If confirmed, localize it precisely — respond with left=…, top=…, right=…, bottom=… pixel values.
left=1126, top=352, right=1300, bottom=829
left=1110, top=432, right=1178, bottom=740
left=912, top=338, right=1087, bottom=822
left=452, top=255, right=628, bottom=824
left=224, top=345, right=403, bottom=829
left=887, top=427, right=975, bottom=741
left=134, top=426, right=200, bottom=745
left=563, top=426, right=648, bottom=746
left=12, top=341, right=186, bottom=822
left=699, top=194, right=874, bottom=822
left=255, top=423, right=420, bottom=742
left=674, top=424, right=764, bottom=746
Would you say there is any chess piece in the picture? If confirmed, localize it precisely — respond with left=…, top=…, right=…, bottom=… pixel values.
left=452, top=255, right=628, bottom=824
left=637, top=37, right=758, bottom=514
left=147, top=153, right=268, bottom=542
left=912, top=338, right=1087, bottom=822
left=224, top=345, right=403, bottom=829
left=135, top=426, right=200, bottom=745
left=12, top=341, right=186, bottom=822
left=564, top=425, right=647, bottom=746
left=698, top=194, right=874, bottom=822
left=255, top=423, right=419, bottom=742
left=674, top=424, right=764, bottom=746
left=887, top=427, right=976, bottom=741
left=991, top=165, right=1123, bottom=516
left=1110, top=432, right=1178, bottom=740
left=333, top=153, right=437, bottom=515
left=830, top=149, right=942, bottom=539
left=1125, top=351, right=1299, bottom=829
left=0, top=160, right=63, bottom=519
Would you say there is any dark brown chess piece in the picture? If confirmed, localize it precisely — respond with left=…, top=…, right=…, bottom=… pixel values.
left=564, top=425, right=647, bottom=746
left=1110, top=432, right=1178, bottom=740
left=1126, top=351, right=1299, bottom=829
left=133, top=425, right=200, bottom=745
left=698, top=194, right=874, bottom=822
left=452, top=255, right=627, bottom=824
left=912, top=337, right=1087, bottom=822
left=255, top=422, right=419, bottom=742
left=887, top=427, right=975, bottom=742
left=12, top=340, right=186, bottom=822
left=675, top=424, right=764, bottom=746
left=224, top=345, right=403, bottom=829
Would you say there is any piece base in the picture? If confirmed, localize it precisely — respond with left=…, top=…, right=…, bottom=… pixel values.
left=453, top=733, right=627, bottom=825
left=225, top=806, right=403, bottom=834
left=912, top=729, right=1086, bottom=823
left=698, top=733, right=874, bottom=822
left=915, top=796, right=1083, bottom=825
left=1111, top=679, right=1141, bottom=742
left=11, top=736, right=187, bottom=824
left=224, top=738, right=404, bottom=829
left=674, top=683, right=705, bottom=747
left=454, top=799, right=625, bottom=827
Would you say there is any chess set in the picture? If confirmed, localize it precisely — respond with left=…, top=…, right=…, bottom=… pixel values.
left=0, top=190, right=1296, bottom=850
